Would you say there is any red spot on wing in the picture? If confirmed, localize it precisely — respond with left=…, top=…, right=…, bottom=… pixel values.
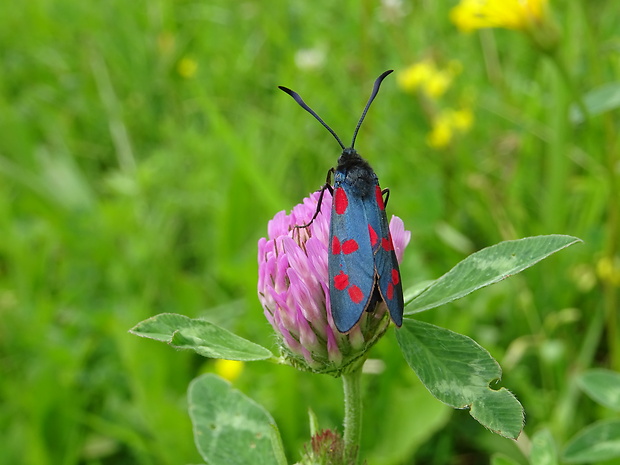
left=375, top=186, right=385, bottom=210
left=387, top=282, right=394, bottom=300
left=342, top=239, right=359, bottom=254
left=368, top=225, right=378, bottom=247
left=334, top=188, right=348, bottom=215
left=331, top=236, right=341, bottom=255
left=381, top=236, right=394, bottom=251
left=334, top=271, right=349, bottom=290
left=348, top=285, right=364, bottom=304
left=392, top=268, right=400, bottom=285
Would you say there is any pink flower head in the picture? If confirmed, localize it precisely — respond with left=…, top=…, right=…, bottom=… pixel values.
left=258, top=190, right=411, bottom=375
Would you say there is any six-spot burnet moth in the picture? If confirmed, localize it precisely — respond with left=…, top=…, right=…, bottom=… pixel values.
left=279, top=70, right=404, bottom=333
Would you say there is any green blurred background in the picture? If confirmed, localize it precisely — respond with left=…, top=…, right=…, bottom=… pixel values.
left=1, top=1, right=618, bottom=464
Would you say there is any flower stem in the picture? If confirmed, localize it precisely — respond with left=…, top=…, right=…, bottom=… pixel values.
left=342, top=367, right=363, bottom=464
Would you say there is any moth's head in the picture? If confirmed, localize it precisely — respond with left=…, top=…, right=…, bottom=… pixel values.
left=337, top=147, right=365, bottom=168
left=341, top=147, right=360, bottom=159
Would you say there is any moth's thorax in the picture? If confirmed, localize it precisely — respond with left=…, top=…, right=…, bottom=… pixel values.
left=335, top=147, right=378, bottom=198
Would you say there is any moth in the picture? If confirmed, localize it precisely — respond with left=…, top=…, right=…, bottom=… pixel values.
left=279, top=70, right=403, bottom=333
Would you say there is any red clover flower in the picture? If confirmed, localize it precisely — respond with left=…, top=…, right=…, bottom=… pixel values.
left=258, top=190, right=410, bottom=375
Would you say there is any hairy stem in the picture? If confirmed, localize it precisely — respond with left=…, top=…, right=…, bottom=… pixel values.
left=342, top=367, right=363, bottom=464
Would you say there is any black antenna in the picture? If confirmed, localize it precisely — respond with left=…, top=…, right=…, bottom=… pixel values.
left=351, top=69, right=393, bottom=149
left=278, top=69, right=394, bottom=150
left=278, top=85, right=346, bottom=150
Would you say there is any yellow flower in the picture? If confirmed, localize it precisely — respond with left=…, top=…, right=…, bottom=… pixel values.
left=427, top=107, right=475, bottom=149
left=450, top=0, right=547, bottom=32
left=425, top=71, right=452, bottom=99
left=427, top=115, right=453, bottom=149
left=597, top=256, right=620, bottom=287
left=397, top=60, right=434, bottom=93
left=451, top=107, right=474, bottom=132
left=450, top=0, right=559, bottom=52
left=398, top=57, right=473, bottom=149
left=177, top=57, right=198, bottom=79
left=214, top=359, right=244, bottom=382
left=397, top=59, right=461, bottom=99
